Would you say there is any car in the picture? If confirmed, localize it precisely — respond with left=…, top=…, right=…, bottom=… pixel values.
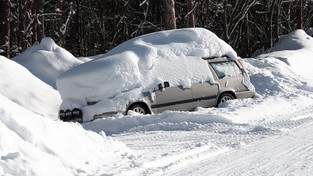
left=124, top=55, right=254, bottom=115
left=57, top=28, right=255, bottom=122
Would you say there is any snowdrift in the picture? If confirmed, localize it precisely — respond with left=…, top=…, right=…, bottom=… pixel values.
left=0, top=93, right=132, bottom=176
left=0, top=56, right=61, bottom=119
left=258, top=29, right=313, bottom=81
left=56, top=28, right=238, bottom=120
left=0, top=56, right=132, bottom=175
left=13, top=37, right=83, bottom=89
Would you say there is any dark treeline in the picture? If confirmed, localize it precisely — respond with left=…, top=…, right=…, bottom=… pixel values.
left=0, top=0, right=312, bottom=58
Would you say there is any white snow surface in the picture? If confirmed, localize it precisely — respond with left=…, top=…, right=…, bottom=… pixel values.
left=57, top=28, right=237, bottom=120
left=1, top=29, right=313, bottom=175
left=0, top=56, right=61, bottom=120
left=259, top=29, right=313, bottom=81
left=12, top=37, right=83, bottom=89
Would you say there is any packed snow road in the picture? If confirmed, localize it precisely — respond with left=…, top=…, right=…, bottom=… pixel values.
left=169, top=121, right=313, bottom=176
left=101, top=108, right=313, bottom=176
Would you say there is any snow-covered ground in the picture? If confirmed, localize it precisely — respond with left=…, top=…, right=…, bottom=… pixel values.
left=1, top=29, right=313, bottom=175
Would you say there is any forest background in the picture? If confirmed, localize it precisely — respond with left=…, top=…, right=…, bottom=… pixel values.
left=0, top=0, right=312, bottom=58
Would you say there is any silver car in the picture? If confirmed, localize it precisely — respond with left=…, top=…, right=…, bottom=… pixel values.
left=59, top=55, right=254, bottom=122
left=125, top=56, right=255, bottom=115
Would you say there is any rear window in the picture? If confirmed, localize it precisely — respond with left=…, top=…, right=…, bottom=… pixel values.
left=210, top=61, right=242, bottom=79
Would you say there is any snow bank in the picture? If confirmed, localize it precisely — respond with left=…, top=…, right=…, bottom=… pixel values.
left=57, top=28, right=237, bottom=118
left=265, top=29, right=313, bottom=52
left=258, top=29, right=313, bottom=81
left=0, top=55, right=133, bottom=175
left=0, top=56, right=61, bottom=119
left=83, top=111, right=233, bottom=135
left=12, top=37, right=83, bottom=89
left=0, top=94, right=132, bottom=176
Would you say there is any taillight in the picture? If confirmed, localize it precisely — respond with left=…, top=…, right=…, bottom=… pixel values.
left=59, top=108, right=83, bottom=122
left=72, top=108, right=82, bottom=119
left=59, top=110, right=66, bottom=120
left=235, top=59, right=244, bottom=69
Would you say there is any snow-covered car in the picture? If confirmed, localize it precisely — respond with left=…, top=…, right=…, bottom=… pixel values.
left=56, top=28, right=255, bottom=122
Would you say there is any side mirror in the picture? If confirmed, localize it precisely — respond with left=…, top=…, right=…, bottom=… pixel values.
left=158, top=81, right=170, bottom=91
left=158, top=83, right=163, bottom=90
left=164, top=81, right=170, bottom=88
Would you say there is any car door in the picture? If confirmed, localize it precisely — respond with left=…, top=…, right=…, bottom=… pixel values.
left=151, top=82, right=194, bottom=113
left=191, top=82, right=219, bottom=108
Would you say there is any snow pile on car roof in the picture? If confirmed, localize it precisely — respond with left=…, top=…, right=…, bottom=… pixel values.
left=257, top=29, right=313, bottom=81
left=13, top=37, right=83, bottom=89
left=57, top=28, right=237, bottom=111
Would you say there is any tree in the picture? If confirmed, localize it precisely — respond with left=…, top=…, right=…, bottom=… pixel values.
left=1, top=0, right=313, bottom=58
left=163, top=0, right=176, bottom=29
left=220, top=0, right=257, bottom=56
left=0, top=0, right=11, bottom=57
left=186, top=0, right=196, bottom=27
left=36, top=0, right=44, bottom=41
left=296, top=0, right=303, bottom=29
left=31, top=0, right=44, bottom=44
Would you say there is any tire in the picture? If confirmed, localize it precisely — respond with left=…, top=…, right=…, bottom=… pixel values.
left=218, top=93, right=235, bottom=105
left=127, top=104, right=149, bottom=115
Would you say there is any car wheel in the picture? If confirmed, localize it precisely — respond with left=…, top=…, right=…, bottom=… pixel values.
left=127, top=104, right=148, bottom=115
left=218, top=93, right=235, bottom=105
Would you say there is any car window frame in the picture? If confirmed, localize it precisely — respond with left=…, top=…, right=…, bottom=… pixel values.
left=209, top=60, right=243, bottom=79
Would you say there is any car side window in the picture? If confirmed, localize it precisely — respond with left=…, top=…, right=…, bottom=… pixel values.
left=210, top=61, right=242, bottom=79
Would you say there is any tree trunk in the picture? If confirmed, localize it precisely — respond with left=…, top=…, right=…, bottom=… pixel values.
left=37, top=0, right=44, bottom=41
left=186, top=0, right=195, bottom=27
left=223, top=0, right=229, bottom=42
left=245, top=14, right=250, bottom=56
left=297, top=0, right=303, bottom=29
left=19, top=0, right=28, bottom=49
left=0, top=0, right=11, bottom=58
left=204, top=0, right=210, bottom=26
left=275, top=0, right=282, bottom=40
left=163, top=0, right=176, bottom=29
left=32, top=0, right=38, bottom=44
left=76, top=0, right=82, bottom=55
left=267, top=0, right=275, bottom=48
left=287, top=1, right=291, bottom=31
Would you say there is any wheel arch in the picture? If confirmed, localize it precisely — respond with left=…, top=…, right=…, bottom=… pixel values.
left=126, top=101, right=152, bottom=115
left=216, top=91, right=237, bottom=106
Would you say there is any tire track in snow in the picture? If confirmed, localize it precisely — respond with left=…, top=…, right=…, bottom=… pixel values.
left=114, top=115, right=313, bottom=175
left=167, top=121, right=313, bottom=176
